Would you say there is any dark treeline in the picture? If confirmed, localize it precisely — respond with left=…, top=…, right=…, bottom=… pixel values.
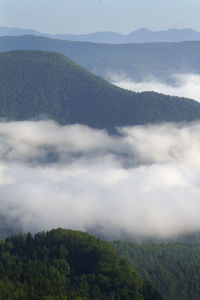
left=113, top=240, right=200, bottom=300
left=0, top=228, right=162, bottom=299
left=0, top=226, right=200, bottom=299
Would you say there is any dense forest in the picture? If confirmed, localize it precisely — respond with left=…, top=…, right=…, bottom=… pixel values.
left=113, top=240, right=200, bottom=300
left=1, top=35, right=200, bottom=82
left=1, top=226, right=200, bottom=299
left=0, top=228, right=162, bottom=299
left=1, top=50, right=200, bottom=132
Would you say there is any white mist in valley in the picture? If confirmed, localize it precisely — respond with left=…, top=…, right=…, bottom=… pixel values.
left=1, top=120, right=200, bottom=239
left=111, top=73, right=200, bottom=102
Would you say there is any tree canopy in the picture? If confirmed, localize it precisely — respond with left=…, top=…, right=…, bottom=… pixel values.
left=0, top=228, right=162, bottom=299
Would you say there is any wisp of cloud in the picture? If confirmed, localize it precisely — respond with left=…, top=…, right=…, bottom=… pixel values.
left=1, top=120, right=200, bottom=239
left=111, top=73, right=200, bottom=102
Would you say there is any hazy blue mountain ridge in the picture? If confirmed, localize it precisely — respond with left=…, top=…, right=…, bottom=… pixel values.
left=1, top=35, right=200, bottom=82
left=1, top=26, right=200, bottom=43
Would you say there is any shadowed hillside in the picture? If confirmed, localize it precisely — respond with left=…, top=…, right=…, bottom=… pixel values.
left=1, top=50, right=200, bottom=131
left=113, top=240, right=200, bottom=300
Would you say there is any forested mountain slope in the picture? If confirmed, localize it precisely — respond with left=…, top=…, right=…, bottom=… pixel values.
left=1, top=35, right=200, bottom=82
left=0, top=228, right=162, bottom=299
left=1, top=50, right=200, bottom=131
left=113, top=241, right=200, bottom=300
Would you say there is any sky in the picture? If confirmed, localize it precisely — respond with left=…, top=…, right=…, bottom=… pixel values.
left=1, top=0, right=200, bottom=34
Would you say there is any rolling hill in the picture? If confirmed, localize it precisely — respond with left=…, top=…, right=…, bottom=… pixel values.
left=1, top=35, right=200, bottom=82
left=0, top=228, right=162, bottom=299
left=0, top=51, right=200, bottom=130
left=1, top=50, right=200, bottom=131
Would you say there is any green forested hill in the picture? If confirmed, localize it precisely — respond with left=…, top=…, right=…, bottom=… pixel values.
left=1, top=50, right=200, bottom=131
left=0, top=228, right=162, bottom=299
left=113, top=241, right=200, bottom=300
left=1, top=35, right=200, bottom=81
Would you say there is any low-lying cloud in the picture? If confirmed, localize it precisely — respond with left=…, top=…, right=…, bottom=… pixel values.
left=111, top=73, right=200, bottom=102
left=1, top=120, right=200, bottom=239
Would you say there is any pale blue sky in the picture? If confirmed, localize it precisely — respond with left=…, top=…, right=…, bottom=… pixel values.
left=1, top=0, right=200, bottom=34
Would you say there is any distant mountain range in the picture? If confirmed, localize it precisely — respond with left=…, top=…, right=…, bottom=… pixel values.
left=1, top=26, right=200, bottom=43
left=1, top=35, right=200, bottom=83
left=1, top=50, right=200, bottom=131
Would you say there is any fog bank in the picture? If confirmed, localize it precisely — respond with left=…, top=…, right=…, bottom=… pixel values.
left=111, top=73, right=200, bottom=102
left=1, top=120, right=200, bottom=239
